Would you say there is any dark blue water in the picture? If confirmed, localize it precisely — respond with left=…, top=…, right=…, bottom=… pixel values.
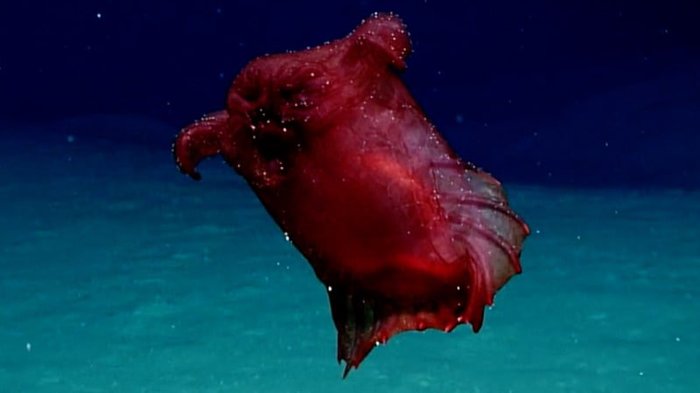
left=1, top=1, right=699, bottom=391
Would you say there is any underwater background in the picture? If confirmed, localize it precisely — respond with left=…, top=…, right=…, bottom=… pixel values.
left=1, top=1, right=698, bottom=392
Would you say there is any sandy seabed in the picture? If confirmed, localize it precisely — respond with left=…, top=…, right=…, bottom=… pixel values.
left=0, top=126, right=698, bottom=392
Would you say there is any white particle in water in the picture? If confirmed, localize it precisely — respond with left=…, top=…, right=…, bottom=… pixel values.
left=96, top=13, right=102, bottom=19
left=327, top=286, right=333, bottom=292
left=26, top=342, right=31, bottom=352
left=283, top=232, right=290, bottom=241
left=66, top=135, right=75, bottom=143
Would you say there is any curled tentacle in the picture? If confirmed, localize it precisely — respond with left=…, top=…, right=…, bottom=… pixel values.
left=174, top=110, right=229, bottom=180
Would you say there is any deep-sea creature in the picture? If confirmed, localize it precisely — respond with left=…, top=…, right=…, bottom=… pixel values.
left=174, top=13, right=528, bottom=376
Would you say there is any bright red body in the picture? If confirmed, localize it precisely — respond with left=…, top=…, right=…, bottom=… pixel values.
left=174, top=13, right=528, bottom=376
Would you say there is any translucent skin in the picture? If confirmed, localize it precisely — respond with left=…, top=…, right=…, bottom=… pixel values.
left=174, top=13, right=529, bottom=376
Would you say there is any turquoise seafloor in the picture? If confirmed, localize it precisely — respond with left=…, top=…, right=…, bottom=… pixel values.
left=1, top=122, right=698, bottom=393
